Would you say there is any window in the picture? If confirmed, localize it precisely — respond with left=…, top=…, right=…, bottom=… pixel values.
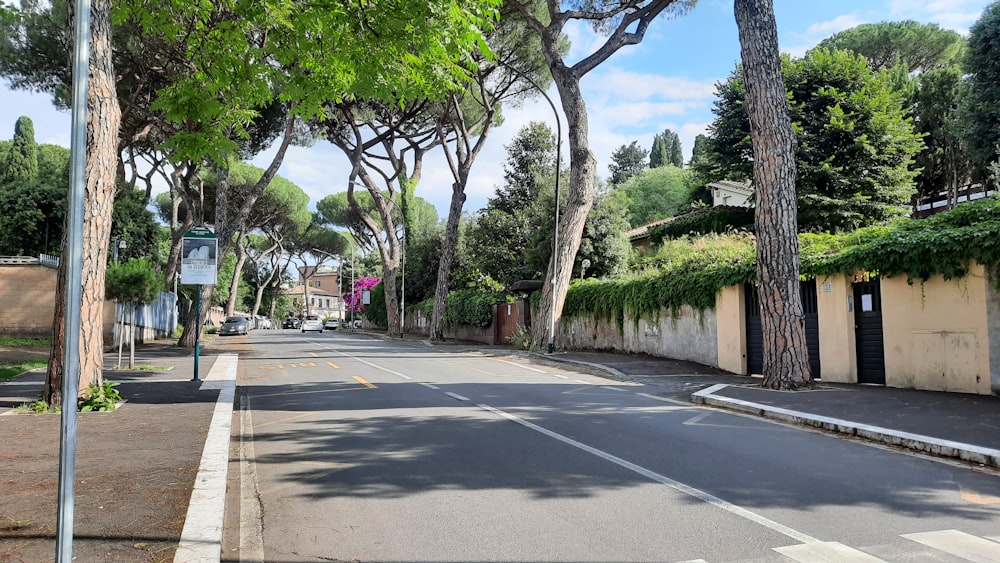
left=314, top=281, right=321, bottom=287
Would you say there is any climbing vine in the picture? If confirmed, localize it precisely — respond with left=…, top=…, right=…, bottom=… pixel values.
left=564, top=196, right=1000, bottom=325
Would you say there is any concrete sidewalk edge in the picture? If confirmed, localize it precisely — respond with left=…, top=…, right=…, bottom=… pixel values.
left=174, top=354, right=239, bottom=563
left=691, top=384, right=1000, bottom=469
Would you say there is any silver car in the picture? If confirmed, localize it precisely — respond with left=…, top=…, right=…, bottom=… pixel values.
left=219, top=316, right=249, bottom=336
left=301, top=315, right=323, bottom=333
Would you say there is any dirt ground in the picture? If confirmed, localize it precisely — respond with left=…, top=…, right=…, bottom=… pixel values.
left=0, top=340, right=221, bottom=562
left=0, top=342, right=51, bottom=366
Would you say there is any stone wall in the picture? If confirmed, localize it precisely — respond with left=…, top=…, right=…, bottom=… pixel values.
left=557, top=306, right=719, bottom=367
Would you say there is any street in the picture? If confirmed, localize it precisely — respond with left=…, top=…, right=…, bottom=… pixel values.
left=223, top=330, right=1000, bottom=562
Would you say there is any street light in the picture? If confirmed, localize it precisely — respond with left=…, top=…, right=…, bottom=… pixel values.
left=112, top=236, right=127, bottom=263
left=500, top=62, right=562, bottom=354
left=581, top=259, right=591, bottom=281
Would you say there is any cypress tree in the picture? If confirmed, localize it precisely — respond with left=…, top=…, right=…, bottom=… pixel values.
left=1, top=116, right=39, bottom=184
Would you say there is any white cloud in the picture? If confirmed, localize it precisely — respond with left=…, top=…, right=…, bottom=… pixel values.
left=782, top=13, right=868, bottom=57
left=584, top=69, right=718, bottom=102
left=888, top=0, right=985, bottom=32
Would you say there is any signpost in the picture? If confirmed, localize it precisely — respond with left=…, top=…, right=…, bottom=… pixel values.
left=182, top=227, right=218, bottom=382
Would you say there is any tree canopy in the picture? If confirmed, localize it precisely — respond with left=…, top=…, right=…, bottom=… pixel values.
left=616, top=166, right=694, bottom=227
left=959, top=1, right=1000, bottom=173
left=816, top=20, right=965, bottom=74
left=697, top=47, right=923, bottom=232
left=650, top=129, right=683, bottom=168
left=608, top=140, right=648, bottom=186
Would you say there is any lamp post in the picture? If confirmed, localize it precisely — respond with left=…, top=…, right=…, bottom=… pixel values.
left=580, top=258, right=590, bottom=281
left=500, top=63, right=562, bottom=354
left=112, top=236, right=126, bottom=263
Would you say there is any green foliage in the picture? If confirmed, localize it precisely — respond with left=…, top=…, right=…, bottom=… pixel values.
left=959, top=2, right=1000, bottom=172
left=0, top=141, right=68, bottom=256
left=18, top=398, right=60, bottom=414
left=365, top=281, right=389, bottom=330
left=78, top=381, right=123, bottom=412
left=583, top=195, right=1000, bottom=329
left=608, top=140, right=648, bottom=185
left=0, top=359, right=47, bottom=382
left=444, top=289, right=500, bottom=328
left=650, top=129, right=683, bottom=169
left=111, top=186, right=162, bottom=265
left=1, top=116, right=38, bottom=183
left=816, top=20, right=965, bottom=73
left=106, top=258, right=161, bottom=305
left=698, top=47, right=923, bottom=232
left=616, top=166, right=695, bottom=227
left=647, top=206, right=755, bottom=243
left=0, top=337, right=50, bottom=346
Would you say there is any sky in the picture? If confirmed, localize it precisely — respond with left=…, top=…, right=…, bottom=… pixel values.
left=0, top=0, right=993, bottom=221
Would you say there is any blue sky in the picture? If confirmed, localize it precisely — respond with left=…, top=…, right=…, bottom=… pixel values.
left=0, top=0, right=992, bottom=219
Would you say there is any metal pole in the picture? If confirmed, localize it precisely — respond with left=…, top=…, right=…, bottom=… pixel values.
left=399, top=234, right=406, bottom=338
left=56, top=0, right=91, bottom=559
left=351, top=243, right=355, bottom=332
left=497, top=63, right=562, bottom=353
left=192, top=285, right=201, bottom=382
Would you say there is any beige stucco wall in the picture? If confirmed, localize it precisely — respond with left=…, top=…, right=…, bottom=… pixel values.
left=815, top=275, right=856, bottom=383
left=882, top=264, right=991, bottom=394
left=2, top=263, right=118, bottom=341
left=716, top=285, right=745, bottom=374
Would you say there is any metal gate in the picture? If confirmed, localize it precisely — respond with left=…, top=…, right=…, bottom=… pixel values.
left=852, top=276, right=885, bottom=385
left=495, top=301, right=521, bottom=345
left=745, top=281, right=821, bottom=378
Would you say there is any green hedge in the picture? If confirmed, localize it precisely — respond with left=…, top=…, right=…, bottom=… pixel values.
left=444, top=289, right=501, bottom=328
left=566, top=195, right=1000, bottom=327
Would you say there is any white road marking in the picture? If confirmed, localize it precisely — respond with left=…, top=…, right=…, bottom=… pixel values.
left=475, top=402, right=819, bottom=545
left=902, top=530, right=1000, bottom=562
left=333, top=350, right=413, bottom=380
left=988, top=536, right=1000, bottom=543
left=601, top=386, right=626, bottom=392
left=493, top=358, right=546, bottom=373
left=175, top=354, right=238, bottom=563
left=635, top=392, right=692, bottom=407
left=445, top=392, right=470, bottom=402
left=419, top=382, right=440, bottom=390
left=574, top=379, right=594, bottom=385
left=551, top=374, right=569, bottom=379
left=773, top=541, right=886, bottom=562
left=239, top=395, right=265, bottom=562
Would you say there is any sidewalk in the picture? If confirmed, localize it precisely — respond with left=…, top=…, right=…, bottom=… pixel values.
left=540, top=348, right=1000, bottom=469
left=0, top=337, right=234, bottom=563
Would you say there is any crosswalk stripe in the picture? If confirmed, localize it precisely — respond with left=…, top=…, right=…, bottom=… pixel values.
left=902, top=530, right=1000, bottom=562
left=773, top=541, right=886, bottom=562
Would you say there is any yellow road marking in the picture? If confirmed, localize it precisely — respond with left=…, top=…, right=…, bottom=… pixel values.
left=254, top=412, right=316, bottom=429
left=309, top=352, right=319, bottom=357
left=327, top=361, right=340, bottom=369
left=252, top=387, right=370, bottom=398
left=352, top=375, right=377, bottom=389
left=960, top=487, right=1000, bottom=505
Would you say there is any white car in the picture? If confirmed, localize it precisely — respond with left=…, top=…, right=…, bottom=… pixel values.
left=324, top=318, right=339, bottom=330
left=301, top=315, right=323, bottom=333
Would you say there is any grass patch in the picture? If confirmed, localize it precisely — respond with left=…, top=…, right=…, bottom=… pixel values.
left=0, top=337, right=50, bottom=347
left=0, top=360, right=47, bottom=382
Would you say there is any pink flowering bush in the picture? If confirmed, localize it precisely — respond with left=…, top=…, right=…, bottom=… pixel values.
left=346, top=276, right=381, bottom=312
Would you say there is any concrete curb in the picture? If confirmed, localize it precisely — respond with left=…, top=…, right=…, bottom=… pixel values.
left=174, top=354, right=238, bottom=563
left=692, top=384, right=1000, bottom=469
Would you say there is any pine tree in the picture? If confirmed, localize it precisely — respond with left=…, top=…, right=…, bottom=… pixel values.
left=1, top=116, right=38, bottom=184
left=649, top=134, right=668, bottom=168
left=668, top=131, right=684, bottom=167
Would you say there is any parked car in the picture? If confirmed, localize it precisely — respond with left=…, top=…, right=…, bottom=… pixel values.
left=219, top=316, right=250, bottom=336
left=301, top=315, right=323, bottom=333
left=282, top=317, right=300, bottom=329
left=324, top=318, right=339, bottom=330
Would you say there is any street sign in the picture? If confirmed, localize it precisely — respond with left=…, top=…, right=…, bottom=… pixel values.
left=181, top=227, right=218, bottom=285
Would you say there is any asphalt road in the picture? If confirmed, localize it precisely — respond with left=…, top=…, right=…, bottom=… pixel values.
left=224, top=330, right=1000, bottom=562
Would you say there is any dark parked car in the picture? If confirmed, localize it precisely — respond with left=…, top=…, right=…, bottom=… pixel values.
left=282, top=317, right=301, bottom=329
left=219, top=316, right=250, bottom=336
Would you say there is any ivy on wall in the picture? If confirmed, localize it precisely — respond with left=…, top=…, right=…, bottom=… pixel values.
left=564, top=196, right=1000, bottom=326
left=444, top=289, right=500, bottom=328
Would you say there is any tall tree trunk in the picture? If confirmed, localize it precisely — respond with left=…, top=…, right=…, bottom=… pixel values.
left=430, top=180, right=466, bottom=340
left=226, top=232, right=249, bottom=316
left=735, top=0, right=811, bottom=389
left=177, top=284, right=212, bottom=348
left=45, top=0, right=122, bottom=405
left=531, top=74, right=596, bottom=350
